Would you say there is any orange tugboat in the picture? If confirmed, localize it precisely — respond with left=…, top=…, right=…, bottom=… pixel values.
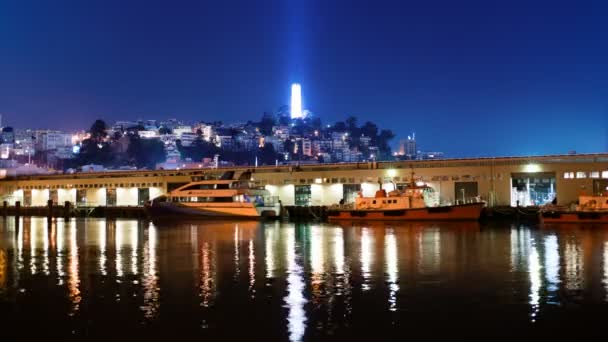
left=539, top=195, right=608, bottom=224
left=327, top=172, right=484, bottom=222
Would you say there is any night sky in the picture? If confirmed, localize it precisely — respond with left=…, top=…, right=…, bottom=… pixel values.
left=0, top=0, right=606, bottom=157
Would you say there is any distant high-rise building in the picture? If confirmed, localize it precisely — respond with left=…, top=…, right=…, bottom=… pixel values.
left=399, top=133, right=417, bottom=158
left=290, top=83, right=302, bottom=119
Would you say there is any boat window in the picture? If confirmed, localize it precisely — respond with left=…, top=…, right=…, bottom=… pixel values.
left=372, top=200, right=376, bottom=204
left=181, top=184, right=215, bottom=190
left=382, top=200, right=386, bottom=204
left=217, top=183, right=230, bottom=189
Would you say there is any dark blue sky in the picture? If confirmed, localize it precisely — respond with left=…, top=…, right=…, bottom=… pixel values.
left=1, top=0, right=606, bottom=156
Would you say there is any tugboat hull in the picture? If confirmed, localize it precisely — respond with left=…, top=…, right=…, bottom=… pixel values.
left=540, top=210, right=608, bottom=224
left=327, top=202, right=484, bottom=221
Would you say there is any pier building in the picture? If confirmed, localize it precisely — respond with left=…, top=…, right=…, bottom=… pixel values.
left=0, top=153, right=607, bottom=209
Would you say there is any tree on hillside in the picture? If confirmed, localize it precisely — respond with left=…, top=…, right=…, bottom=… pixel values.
left=89, top=119, right=107, bottom=142
left=258, top=142, right=279, bottom=165
left=176, top=137, right=220, bottom=161
left=259, top=112, right=276, bottom=136
left=127, top=135, right=166, bottom=169
left=77, top=119, right=112, bottom=166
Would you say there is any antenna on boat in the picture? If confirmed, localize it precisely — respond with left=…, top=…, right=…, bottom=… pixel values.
left=409, top=164, right=416, bottom=188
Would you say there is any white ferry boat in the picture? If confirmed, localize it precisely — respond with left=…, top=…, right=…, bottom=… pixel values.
left=145, top=171, right=280, bottom=219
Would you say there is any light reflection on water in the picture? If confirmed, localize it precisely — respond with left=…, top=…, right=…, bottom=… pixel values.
left=2, top=218, right=608, bottom=338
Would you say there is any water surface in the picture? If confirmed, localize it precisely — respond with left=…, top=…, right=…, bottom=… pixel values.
left=1, top=217, right=608, bottom=339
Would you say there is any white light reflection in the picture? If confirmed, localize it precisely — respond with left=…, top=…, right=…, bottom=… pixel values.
left=142, top=223, right=159, bottom=319
left=130, top=221, right=138, bottom=275
left=116, top=222, right=123, bottom=278
left=43, top=219, right=49, bottom=275
left=68, top=220, right=81, bottom=314
left=564, top=239, right=584, bottom=291
left=200, top=241, right=216, bottom=307
left=311, top=226, right=324, bottom=276
left=248, top=239, right=255, bottom=293
left=603, top=242, right=608, bottom=301
left=544, top=235, right=560, bottom=296
left=418, top=228, right=441, bottom=274
left=385, top=229, right=399, bottom=312
left=234, top=225, right=240, bottom=279
left=17, top=219, right=23, bottom=272
left=56, top=222, right=65, bottom=284
left=99, top=221, right=107, bottom=276
left=361, top=227, right=374, bottom=291
left=30, top=219, right=37, bottom=274
left=265, top=226, right=276, bottom=279
left=528, top=240, right=541, bottom=322
left=285, top=227, right=306, bottom=342
left=333, top=228, right=344, bottom=275
left=510, top=226, right=530, bottom=272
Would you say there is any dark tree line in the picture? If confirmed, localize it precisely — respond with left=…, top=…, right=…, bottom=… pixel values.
left=74, top=119, right=165, bottom=170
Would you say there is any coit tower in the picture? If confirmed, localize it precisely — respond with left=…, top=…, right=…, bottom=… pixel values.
left=290, top=83, right=302, bottom=119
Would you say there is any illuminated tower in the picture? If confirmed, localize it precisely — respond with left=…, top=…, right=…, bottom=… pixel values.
left=290, top=83, right=302, bottom=119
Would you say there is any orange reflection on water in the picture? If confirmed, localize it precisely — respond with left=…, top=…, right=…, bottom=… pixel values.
left=0, top=248, right=6, bottom=291
left=67, top=220, right=81, bottom=315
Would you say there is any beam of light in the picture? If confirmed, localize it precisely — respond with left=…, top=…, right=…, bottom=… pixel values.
left=385, top=228, right=399, bottom=312
left=361, top=227, right=374, bottom=291
left=544, top=235, right=560, bottom=299
left=290, top=83, right=302, bottom=119
left=528, top=239, right=541, bottom=323
left=285, top=227, right=306, bottom=342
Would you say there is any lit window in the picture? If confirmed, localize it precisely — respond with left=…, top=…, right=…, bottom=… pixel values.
left=576, top=172, right=587, bottom=179
left=563, top=172, right=574, bottom=179
left=590, top=171, right=600, bottom=178
left=602, top=171, right=608, bottom=179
